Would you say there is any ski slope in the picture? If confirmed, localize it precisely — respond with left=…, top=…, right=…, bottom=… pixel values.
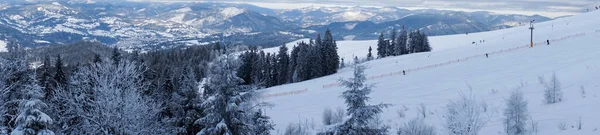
left=261, top=10, right=600, bottom=135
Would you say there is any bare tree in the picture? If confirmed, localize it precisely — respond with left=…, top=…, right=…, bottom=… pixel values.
left=443, top=93, right=487, bottom=135
left=503, top=89, right=528, bottom=135
left=543, top=73, right=562, bottom=104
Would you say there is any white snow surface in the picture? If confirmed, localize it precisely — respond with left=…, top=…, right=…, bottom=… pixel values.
left=0, top=40, right=7, bottom=52
left=221, top=7, right=245, bottom=18
left=262, top=10, right=600, bottom=134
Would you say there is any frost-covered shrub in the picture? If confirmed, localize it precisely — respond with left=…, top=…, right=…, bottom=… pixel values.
left=398, top=118, right=436, bottom=135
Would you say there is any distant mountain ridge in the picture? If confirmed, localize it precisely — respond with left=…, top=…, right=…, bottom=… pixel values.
left=0, top=0, right=551, bottom=51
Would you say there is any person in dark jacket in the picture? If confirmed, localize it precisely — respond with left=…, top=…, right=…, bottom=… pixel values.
left=547, top=39, right=550, bottom=45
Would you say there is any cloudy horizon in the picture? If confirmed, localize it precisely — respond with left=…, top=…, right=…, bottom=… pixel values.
left=132, top=0, right=600, bottom=18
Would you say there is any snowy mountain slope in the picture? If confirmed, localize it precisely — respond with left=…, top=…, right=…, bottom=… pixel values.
left=262, top=10, right=600, bottom=134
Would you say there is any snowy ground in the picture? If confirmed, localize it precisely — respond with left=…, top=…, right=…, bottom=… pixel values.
left=0, top=40, right=7, bottom=52
left=261, top=10, right=600, bottom=135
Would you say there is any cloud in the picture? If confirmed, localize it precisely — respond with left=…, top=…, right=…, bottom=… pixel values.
left=139, top=0, right=600, bottom=17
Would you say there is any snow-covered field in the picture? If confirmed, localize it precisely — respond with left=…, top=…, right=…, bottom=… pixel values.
left=262, top=10, right=600, bottom=134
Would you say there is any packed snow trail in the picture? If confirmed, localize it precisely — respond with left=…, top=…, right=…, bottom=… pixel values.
left=264, top=31, right=588, bottom=98
left=262, top=10, right=600, bottom=135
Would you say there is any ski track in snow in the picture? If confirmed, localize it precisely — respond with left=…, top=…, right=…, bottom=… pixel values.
left=261, top=10, right=600, bottom=134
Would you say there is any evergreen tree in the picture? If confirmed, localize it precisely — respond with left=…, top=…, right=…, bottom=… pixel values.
left=376, top=33, right=386, bottom=58
left=174, top=66, right=203, bottom=134
left=315, top=35, right=325, bottom=77
left=308, top=43, right=320, bottom=80
left=11, top=74, right=55, bottom=135
left=196, top=54, right=261, bottom=135
left=367, top=46, right=373, bottom=61
left=504, top=90, right=528, bottom=135
left=289, top=45, right=300, bottom=83
left=53, top=55, right=67, bottom=90
left=408, top=31, right=420, bottom=53
left=38, top=56, right=54, bottom=101
left=92, top=54, right=102, bottom=63
left=396, top=26, right=409, bottom=55
left=265, top=53, right=277, bottom=87
left=276, top=45, right=290, bottom=85
left=421, top=32, right=432, bottom=52
left=1, top=54, right=31, bottom=132
left=238, top=48, right=259, bottom=85
left=295, top=42, right=311, bottom=81
left=388, top=28, right=397, bottom=56
left=111, top=47, right=121, bottom=65
left=324, top=64, right=390, bottom=135
left=323, top=29, right=340, bottom=75
left=252, top=109, right=275, bottom=135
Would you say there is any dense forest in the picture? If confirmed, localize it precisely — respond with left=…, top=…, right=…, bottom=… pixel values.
left=0, top=28, right=430, bottom=135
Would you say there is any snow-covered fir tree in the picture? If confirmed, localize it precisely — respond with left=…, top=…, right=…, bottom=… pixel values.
left=1, top=54, right=31, bottom=134
left=377, top=33, right=387, bottom=58
left=503, top=90, right=528, bottom=135
left=396, top=26, right=409, bottom=55
left=176, top=66, right=203, bottom=133
left=367, top=46, right=373, bottom=61
left=252, top=109, right=275, bottom=135
left=388, top=28, right=397, bottom=56
left=276, top=45, right=290, bottom=85
left=197, top=54, right=269, bottom=135
left=323, top=64, right=390, bottom=135
left=11, top=74, right=55, bottom=135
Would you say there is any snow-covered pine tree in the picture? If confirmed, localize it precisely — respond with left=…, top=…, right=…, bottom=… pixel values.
left=174, top=66, right=203, bottom=134
left=503, top=89, right=528, bottom=135
left=38, top=56, right=54, bottom=101
left=252, top=109, right=275, bottom=135
left=323, top=29, right=340, bottom=75
left=315, top=34, right=325, bottom=77
left=92, top=54, right=102, bottom=63
left=276, top=45, right=290, bottom=85
left=396, top=26, right=409, bottom=55
left=238, top=48, right=259, bottom=85
left=367, top=46, right=373, bottom=61
left=408, top=31, right=420, bottom=53
left=421, top=32, right=432, bottom=52
left=265, top=53, right=277, bottom=87
left=295, top=42, right=311, bottom=81
left=308, top=42, right=321, bottom=80
left=289, top=45, right=300, bottom=82
left=53, top=55, right=67, bottom=89
left=196, top=54, right=261, bottom=135
left=110, top=47, right=121, bottom=65
left=377, top=32, right=386, bottom=58
left=1, top=54, right=30, bottom=133
left=11, top=74, right=55, bottom=135
left=388, top=28, right=397, bottom=56
left=324, top=64, right=390, bottom=135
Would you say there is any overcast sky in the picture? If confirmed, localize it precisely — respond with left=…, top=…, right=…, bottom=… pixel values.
left=145, top=0, right=600, bottom=18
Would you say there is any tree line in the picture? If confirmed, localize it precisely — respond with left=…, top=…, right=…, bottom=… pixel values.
left=0, top=40, right=274, bottom=134
left=377, top=26, right=431, bottom=59
left=237, top=29, right=340, bottom=88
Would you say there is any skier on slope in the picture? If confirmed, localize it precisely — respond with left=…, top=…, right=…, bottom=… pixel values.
left=547, top=39, right=550, bottom=45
